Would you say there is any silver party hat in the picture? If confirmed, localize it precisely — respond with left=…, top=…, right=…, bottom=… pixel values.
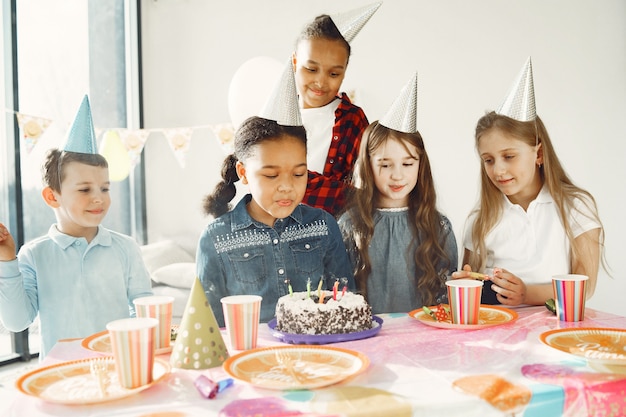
left=258, top=60, right=303, bottom=126
left=496, top=57, right=536, bottom=122
left=331, top=2, right=382, bottom=43
left=379, top=72, right=418, bottom=133
left=64, top=95, right=98, bottom=154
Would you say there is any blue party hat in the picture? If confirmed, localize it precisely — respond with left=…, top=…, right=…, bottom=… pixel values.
left=63, top=95, right=98, bottom=154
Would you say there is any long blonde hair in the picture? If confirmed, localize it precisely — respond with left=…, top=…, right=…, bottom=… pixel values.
left=469, top=112, right=606, bottom=273
left=347, top=121, right=452, bottom=305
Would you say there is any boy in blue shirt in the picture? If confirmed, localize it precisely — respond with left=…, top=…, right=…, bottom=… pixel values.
left=0, top=96, right=152, bottom=359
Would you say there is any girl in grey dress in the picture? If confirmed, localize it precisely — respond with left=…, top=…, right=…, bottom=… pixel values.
left=338, top=73, right=458, bottom=314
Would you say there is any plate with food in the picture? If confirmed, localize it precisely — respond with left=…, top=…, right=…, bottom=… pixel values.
left=409, top=304, right=518, bottom=329
left=16, top=357, right=170, bottom=405
left=223, top=345, right=369, bottom=390
left=82, top=324, right=178, bottom=355
left=539, top=327, right=626, bottom=365
left=267, top=315, right=383, bottom=345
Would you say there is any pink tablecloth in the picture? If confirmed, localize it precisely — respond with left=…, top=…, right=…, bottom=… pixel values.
left=2, top=306, right=625, bottom=417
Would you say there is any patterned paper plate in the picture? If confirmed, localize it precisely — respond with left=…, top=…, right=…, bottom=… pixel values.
left=539, top=327, right=626, bottom=365
left=82, top=325, right=178, bottom=356
left=409, top=305, right=518, bottom=330
left=16, top=357, right=170, bottom=405
left=223, top=345, right=369, bottom=390
left=267, top=316, right=383, bottom=345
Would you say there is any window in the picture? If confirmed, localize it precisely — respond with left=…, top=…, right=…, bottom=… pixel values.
left=0, top=0, right=144, bottom=364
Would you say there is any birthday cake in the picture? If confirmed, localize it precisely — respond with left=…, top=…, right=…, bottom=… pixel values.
left=275, top=291, right=372, bottom=335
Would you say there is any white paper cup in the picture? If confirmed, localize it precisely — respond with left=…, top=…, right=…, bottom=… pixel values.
left=133, top=295, right=175, bottom=350
left=221, top=295, right=262, bottom=350
left=106, top=317, right=158, bottom=389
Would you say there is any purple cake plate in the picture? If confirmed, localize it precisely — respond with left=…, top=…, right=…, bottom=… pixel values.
left=267, top=316, right=383, bottom=345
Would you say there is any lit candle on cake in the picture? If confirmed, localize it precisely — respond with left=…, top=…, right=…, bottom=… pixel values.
left=284, top=279, right=293, bottom=296
left=341, top=277, right=348, bottom=297
left=333, top=280, right=339, bottom=300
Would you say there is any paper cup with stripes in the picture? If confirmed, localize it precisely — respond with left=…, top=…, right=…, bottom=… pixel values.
left=106, top=317, right=158, bottom=389
left=133, top=295, right=175, bottom=351
left=221, top=295, right=262, bottom=350
left=446, top=279, right=483, bottom=325
left=552, top=274, right=588, bottom=322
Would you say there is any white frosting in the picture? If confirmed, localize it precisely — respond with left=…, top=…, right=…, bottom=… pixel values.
left=278, top=291, right=366, bottom=312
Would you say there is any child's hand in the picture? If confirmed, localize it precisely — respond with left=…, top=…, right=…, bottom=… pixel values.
left=0, top=223, right=17, bottom=261
left=489, top=267, right=527, bottom=306
left=451, top=264, right=491, bottom=281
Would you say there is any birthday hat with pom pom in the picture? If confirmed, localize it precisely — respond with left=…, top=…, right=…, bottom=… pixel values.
left=63, top=95, right=98, bottom=154
left=496, top=57, right=536, bottom=122
left=331, top=2, right=382, bottom=43
left=379, top=72, right=418, bottom=133
left=258, top=60, right=302, bottom=126
left=170, top=277, right=229, bottom=369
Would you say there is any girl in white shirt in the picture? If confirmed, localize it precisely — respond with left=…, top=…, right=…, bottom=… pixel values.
left=454, top=58, right=606, bottom=306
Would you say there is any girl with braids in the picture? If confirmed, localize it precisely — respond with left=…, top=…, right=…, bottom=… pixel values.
left=197, top=116, right=354, bottom=327
left=453, top=58, right=606, bottom=306
left=338, top=74, right=458, bottom=314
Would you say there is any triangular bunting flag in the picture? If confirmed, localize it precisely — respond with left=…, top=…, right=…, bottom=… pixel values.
left=163, top=127, right=193, bottom=168
left=210, top=123, right=235, bottom=155
left=120, top=129, right=150, bottom=167
left=16, top=113, right=53, bottom=154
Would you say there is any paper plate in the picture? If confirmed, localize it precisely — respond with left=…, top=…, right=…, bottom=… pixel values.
left=539, top=327, right=626, bottom=365
left=223, top=345, right=369, bottom=390
left=16, top=357, right=170, bottom=405
left=82, top=325, right=177, bottom=355
left=267, top=316, right=383, bottom=345
left=409, top=305, right=518, bottom=330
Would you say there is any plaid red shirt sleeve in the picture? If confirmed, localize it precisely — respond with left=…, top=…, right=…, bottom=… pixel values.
left=303, top=93, right=369, bottom=216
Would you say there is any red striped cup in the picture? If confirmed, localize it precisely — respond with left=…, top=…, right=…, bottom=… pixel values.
left=106, top=317, right=158, bottom=389
left=133, top=295, right=174, bottom=350
left=220, top=295, right=262, bottom=350
left=446, top=279, right=483, bottom=325
left=552, top=274, right=588, bottom=322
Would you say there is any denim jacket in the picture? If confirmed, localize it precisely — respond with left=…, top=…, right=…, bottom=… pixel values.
left=197, top=194, right=355, bottom=327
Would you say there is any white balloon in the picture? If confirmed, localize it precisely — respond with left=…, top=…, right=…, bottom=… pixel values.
left=228, top=56, right=284, bottom=130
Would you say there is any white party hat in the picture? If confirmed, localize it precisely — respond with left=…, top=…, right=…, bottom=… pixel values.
left=379, top=72, right=418, bottom=133
left=170, top=278, right=229, bottom=369
left=496, top=57, right=536, bottom=122
left=331, top=2, right=382, bottom=43
left=64, top=95, right=98, bottom=154
left=258, top=60, right=303, bottom=126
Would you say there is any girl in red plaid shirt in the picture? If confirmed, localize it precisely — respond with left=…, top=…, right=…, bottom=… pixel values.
left=292, top=11, right=377, bottom=216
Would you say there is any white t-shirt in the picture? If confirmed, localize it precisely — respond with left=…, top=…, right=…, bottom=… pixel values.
left=462, top=186, right=600, bottom=285
left=301, top=98, right=340, bottom=174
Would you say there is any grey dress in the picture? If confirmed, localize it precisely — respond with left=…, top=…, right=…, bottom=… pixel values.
left=338, top=208, right=458, bottom=315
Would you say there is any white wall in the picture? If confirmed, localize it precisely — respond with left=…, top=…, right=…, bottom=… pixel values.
left=140, top=0, right=626, bottom=315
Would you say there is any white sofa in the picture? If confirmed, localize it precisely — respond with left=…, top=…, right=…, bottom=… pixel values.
left=140, top=238, right=198, bottom=323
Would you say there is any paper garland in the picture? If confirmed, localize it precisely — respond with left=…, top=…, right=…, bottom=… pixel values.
left=6, top=107, right=234, bottom=173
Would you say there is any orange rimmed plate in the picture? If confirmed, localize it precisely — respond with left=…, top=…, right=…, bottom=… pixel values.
left=16, top=357, right=170, bottom=405
left=409, top=305, right=518, bottom=330
left=539, top=327, right=626, bottom=365
left=82, top=325, right=178, bottom=356
left=223, top=345, right=369, bottom=390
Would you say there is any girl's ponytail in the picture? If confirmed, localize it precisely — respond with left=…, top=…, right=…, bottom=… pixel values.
left=202, top=154, right=239, bottom=218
